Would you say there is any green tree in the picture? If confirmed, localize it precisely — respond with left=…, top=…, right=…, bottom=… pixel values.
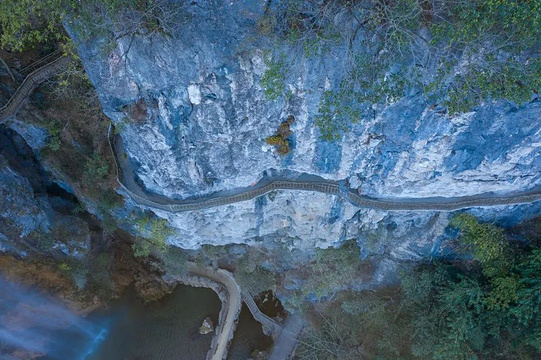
left=512, top=249, right=541, bottom=352
left=0, top=0, right=188, bottom=52
left=235, top=256, right=277, bottom=295
left=450, top=213, right=509, bottom=278
left=0, top=0, right=74, bottom=50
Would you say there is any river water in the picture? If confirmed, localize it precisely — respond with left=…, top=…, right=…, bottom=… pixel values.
left=88, top=286, right=221, bottom=360
left=89, top=286, right=273, bottom=359
left=0, top=277, right=272, bottom=359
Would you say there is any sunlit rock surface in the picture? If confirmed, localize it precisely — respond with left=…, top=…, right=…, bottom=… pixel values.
left=69, top=0, right=541, bottom=261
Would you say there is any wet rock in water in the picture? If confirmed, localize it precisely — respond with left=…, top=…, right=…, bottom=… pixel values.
left=248, top=350, right=269, bottom=360
left=198, top=316, right=214, bottom=335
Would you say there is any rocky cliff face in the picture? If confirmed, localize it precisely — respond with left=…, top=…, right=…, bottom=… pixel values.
left=69, top=0, right=540, bottom=260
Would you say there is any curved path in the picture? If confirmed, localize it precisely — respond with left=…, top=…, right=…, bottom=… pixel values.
left=0, top=51, right=68, bottom=122
left=186, top=262, right=242, bottom=360
left=188, top=263, right=301, bottom=360
left=1, top=50, right=540, bottom=213
left=109, top=128, right=541, bottom=213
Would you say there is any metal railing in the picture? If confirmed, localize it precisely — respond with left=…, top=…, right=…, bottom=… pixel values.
left=107, top=126, right=541, bottom=213
left=0, top=54, right=69, bottom=122
left=19, top=49, right=64, bottom=77
left=241, top=289, right=282, bottom=336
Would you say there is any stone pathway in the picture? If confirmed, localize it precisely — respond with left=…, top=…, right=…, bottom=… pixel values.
left=268, top=314, right=304, bottom=360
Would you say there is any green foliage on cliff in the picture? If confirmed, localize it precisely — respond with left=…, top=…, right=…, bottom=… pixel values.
left=258, top=0, right=541, bottom=140
left=0, top=0, right=188, bottom=51
left=132, top=239, right=152, bottom=258
left=282, top=240, right=367, bottom=311
left=450, top=214, right=509, bottom=276
left=83, top=153, right=110, bottom=188
left=297, top=216, right=541, bottom=359
left=260, top=52, right=288, bottom=101
left=0, top=0, right=73, bottom=50
left=308, top=240, right=363, bottom=298
left=130, top=212, right=174, bottom=257
left=236, top=257, right=277, bottom=295
left=315, top=89, right=362, bottom=142
left=443, top=58, right=541, bottom=114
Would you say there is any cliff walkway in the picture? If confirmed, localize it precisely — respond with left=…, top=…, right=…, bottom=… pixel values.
left=2, top=51, right=538, bottom=213
left=1, top=50, right=540, bottom=213
left=109, top=129, right=541, bottom=213
left=0, top=50, right=68, bottom=122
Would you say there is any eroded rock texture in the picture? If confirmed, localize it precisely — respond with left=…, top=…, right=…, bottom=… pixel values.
left=68, top=0, right=541, bottom=260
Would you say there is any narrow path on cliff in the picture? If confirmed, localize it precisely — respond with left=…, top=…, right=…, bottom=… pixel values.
left=109, top=128, right=541, bottom=212
left=0, top=51, right=68, bottom=122
left=1, top=54, right=539, bottom=213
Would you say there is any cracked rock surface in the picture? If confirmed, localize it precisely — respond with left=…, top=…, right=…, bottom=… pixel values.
left=69, top=0, right=541, bottom=261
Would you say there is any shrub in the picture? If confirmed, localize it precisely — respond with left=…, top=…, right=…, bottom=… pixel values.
left=132, top=239, right=152, bottom=258
left=265, top=115, right=294, bottom=155
left=149, top=218, right=173, bottom=251
left=450, top=213, right=509, bottom=278
left=0, top=0, right=190, bottom=52
left=47, top=130, right=62, bottom=152
left=153, top=246, right=189, bottom=276
left=132, top=212, right=174, bottom=255
left=235, top=256, right=277, bottom=295
left=260, top=52, right=288, bottom=101
left=83, top=153, right=109, bottom=188
left=0, top=0, right=74, bottom=51
left=257, top=12, right=276, bottom=35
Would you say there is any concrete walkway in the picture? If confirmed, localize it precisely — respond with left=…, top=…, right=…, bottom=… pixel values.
left=186, top=262, right=242, bottom=360
left=109, top=128, right=541, bottom=213
left=269, top=314, right=304, bottom=360
left=186, top=263, right=304, bottom=360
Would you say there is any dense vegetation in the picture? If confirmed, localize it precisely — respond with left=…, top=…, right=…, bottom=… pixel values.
left=296, top=214, right=541, bottom=359
left=0, top=0, right=187, bottom=52
left=258, top=0, right=541, bottom=140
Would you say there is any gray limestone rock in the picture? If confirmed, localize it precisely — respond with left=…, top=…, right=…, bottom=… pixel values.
left=66, top=0, right=541, bottom=262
